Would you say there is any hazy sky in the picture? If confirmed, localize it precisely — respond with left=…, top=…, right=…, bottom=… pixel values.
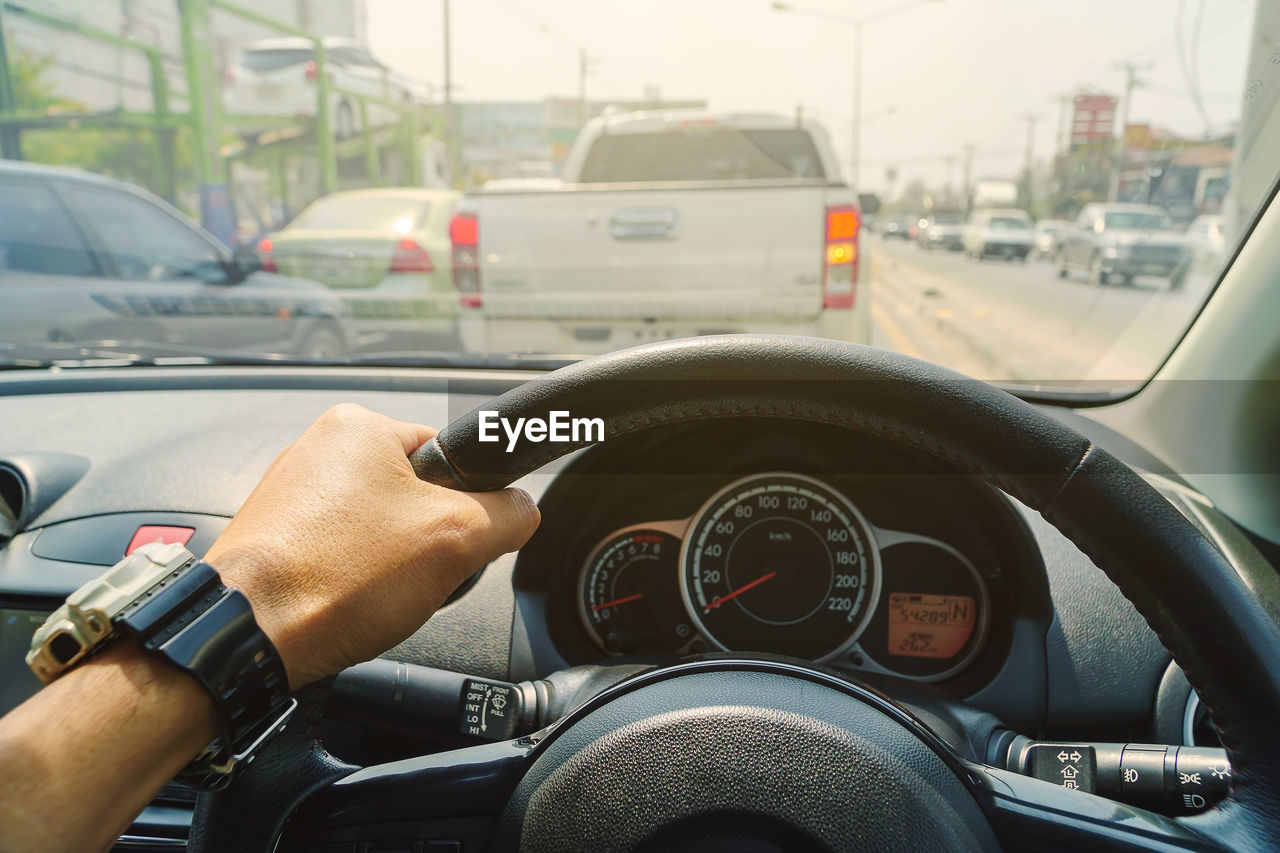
left=367, top=0, right=1254, bottom=193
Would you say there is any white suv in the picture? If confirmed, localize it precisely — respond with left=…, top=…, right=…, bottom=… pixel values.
left=963, top=209, right=1035, bottom=262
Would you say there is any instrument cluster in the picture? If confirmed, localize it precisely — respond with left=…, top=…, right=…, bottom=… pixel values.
left=576, top=471, right=992, bottom=683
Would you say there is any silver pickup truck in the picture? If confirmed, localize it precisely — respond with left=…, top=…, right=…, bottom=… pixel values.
left=449, top=110, right=869, bottom=355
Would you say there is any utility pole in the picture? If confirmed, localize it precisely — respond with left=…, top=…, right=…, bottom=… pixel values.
left=577, top=48, right=597, bottom=129
left=850, top=20, right=863, bottom=190
left=944, top=155, right=955, bottom=204
left=1051, top=93, right=1073, bottom=155
left=442, top=0, right=458, bottom=186
left=1019, top=113, right=1039, bottom=209
left=960, top=143, right=975, bottom=210
left=1108, top=61, right=1150, bottom=202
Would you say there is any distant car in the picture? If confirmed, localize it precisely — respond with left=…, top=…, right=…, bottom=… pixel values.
left=917, top=212, right=965, bottom=251
left=1186, top=215, right=1227, bottom=270
left=963, top=209, right=1034, bottom=261
left=1031, top=219, right=1071, bottom=260
left=261, top=188, right=462, bottom=352
left=0, top=161, right=351, bottom=360
left=224, top=37, right=416, bottom=138
left=1056, top=203, right=1191, bottom=288
left=881, top=216, right=916, bottom=240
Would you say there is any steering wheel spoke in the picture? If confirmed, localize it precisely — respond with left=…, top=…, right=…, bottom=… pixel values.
left=275, top=738, right=536, bottom=852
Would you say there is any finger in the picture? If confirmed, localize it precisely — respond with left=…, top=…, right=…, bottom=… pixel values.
left=445, top=487, right=541, bottom=562
left=386, top=418, right=440, bottom=457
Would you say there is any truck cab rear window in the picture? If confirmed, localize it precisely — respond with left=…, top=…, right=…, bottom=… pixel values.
left=576, top=128, right=826, bottom=183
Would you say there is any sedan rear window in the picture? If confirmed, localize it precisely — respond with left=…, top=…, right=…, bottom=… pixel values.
left=577, top=128, right=826, bottom=183
left=1105, top=212, right=1172, bottom=230
left=240, top=48, right=313, bottom=72
left=290, top=196, right=431, bottom=232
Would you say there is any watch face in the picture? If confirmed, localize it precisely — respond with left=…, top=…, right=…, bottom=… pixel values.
left=48, top=630, right=84, bottom=665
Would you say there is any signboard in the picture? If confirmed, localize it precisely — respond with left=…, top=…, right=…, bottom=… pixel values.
left=1124, top=123, right=1152, bottom=150
left=1071, top=94, right=1117, bottom=148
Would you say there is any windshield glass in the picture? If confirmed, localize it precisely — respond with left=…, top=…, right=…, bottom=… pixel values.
left=290, top=195, right=430, bottom=232
left=0, top=0, right=1273, bottom=393
left=240, top=48, right=312, bottom=72
left=1105, top=211, right=1173, bottom=230
left=577, top=128, right=827, bottom=182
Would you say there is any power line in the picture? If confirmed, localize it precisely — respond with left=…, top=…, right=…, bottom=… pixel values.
left=1175, top=0, right=1214, bottom=138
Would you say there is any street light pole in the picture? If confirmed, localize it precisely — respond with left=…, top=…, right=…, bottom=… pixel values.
left=442, top=0, right=458, bottom=186
left=772, top=0, right=941, bottom=190
left=1108, top=61, right=1150, bottom=202
left=851, top=21, right=863, bottom=190
left=1019, top=113, right=1039, bottom=208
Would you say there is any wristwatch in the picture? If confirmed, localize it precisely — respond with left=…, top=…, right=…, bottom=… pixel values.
left=26, top=542, right=297, bottom=789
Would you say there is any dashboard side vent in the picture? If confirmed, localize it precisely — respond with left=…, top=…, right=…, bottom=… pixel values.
left=0, top=465, right=25, bottom=540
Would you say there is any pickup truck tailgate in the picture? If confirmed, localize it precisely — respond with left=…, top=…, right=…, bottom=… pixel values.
left=475, top=183, right=834, bottom=321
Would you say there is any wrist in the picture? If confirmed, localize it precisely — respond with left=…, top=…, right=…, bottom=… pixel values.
left=78, top=640, right=220, bottom=766
left=203, top=543, right=311, bottom=689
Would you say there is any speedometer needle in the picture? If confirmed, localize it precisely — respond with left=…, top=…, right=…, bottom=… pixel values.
left=705, top=570, right=777, bottom=613
left=593, top=592, right=645, bottom=612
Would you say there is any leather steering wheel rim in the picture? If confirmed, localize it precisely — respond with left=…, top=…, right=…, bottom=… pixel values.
left=405, top=334, right=1280, bottom=847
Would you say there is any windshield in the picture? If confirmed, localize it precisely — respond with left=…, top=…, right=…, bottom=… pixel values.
left=0, top=0, right=1273, bottom=394
left=577, top=128, right=827, bottom=182
left=290, top=195, right=431, bottom=232
left=1105, top=211, right=1173, bottom=230
left=239, top=48, right=312, bottom=72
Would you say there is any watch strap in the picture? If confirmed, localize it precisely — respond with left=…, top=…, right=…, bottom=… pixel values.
left=116, top=560, right=294, bottom=789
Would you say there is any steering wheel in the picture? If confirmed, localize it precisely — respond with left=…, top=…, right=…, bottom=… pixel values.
left=190, top=335, right=1280, bottom=851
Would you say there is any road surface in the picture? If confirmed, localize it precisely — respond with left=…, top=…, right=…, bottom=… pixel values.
left=865, top=235, right=1217, bottom=386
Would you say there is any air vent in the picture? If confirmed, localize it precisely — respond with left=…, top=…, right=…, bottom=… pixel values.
left=0, top=465, right=25, bottom=540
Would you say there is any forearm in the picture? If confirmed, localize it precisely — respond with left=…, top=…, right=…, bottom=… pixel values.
left=0, top=642, right=217, bottom=853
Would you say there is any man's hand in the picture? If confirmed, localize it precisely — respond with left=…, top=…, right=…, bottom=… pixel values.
left=2, top=404, right=536, bottom=853
left=205, top=403, right=540, bottom=689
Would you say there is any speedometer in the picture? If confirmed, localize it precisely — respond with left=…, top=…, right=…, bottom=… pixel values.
left=680, top=472, right=880, bottom=660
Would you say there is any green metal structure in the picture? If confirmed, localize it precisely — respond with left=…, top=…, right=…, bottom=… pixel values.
left=0, top=0, right=434, bottom=227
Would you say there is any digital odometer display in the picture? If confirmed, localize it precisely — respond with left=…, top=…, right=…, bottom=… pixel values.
left=681, top=473, right=880, bottom=660
left=887, top=593, right=977, bottom=659
left=860, top=541, right=989, bottom=680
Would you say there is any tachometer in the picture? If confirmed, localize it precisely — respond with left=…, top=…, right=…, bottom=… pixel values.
left=580, top=526, right=692, bottom=655
left=680, top=473, right=880, bottom=660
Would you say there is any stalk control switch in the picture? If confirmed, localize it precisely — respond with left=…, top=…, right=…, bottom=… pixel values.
left=1004, top=738, right=1230, bottom=815
left=1022, top=743, right=1096, bottom=792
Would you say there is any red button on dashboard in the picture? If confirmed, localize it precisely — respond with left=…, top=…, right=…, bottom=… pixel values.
left=126, top=525, right=196, bottom=556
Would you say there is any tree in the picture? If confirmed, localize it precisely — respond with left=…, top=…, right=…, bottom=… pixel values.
left=7, top=47, right=192, bottom=198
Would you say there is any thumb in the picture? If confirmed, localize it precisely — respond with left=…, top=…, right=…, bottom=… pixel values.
left=434, top=485, right=542, bottom=565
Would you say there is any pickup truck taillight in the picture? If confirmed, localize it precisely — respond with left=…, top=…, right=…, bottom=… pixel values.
left=449, top=212, right=481, bottom=309
left=823, top=205, right=859, bottom=309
